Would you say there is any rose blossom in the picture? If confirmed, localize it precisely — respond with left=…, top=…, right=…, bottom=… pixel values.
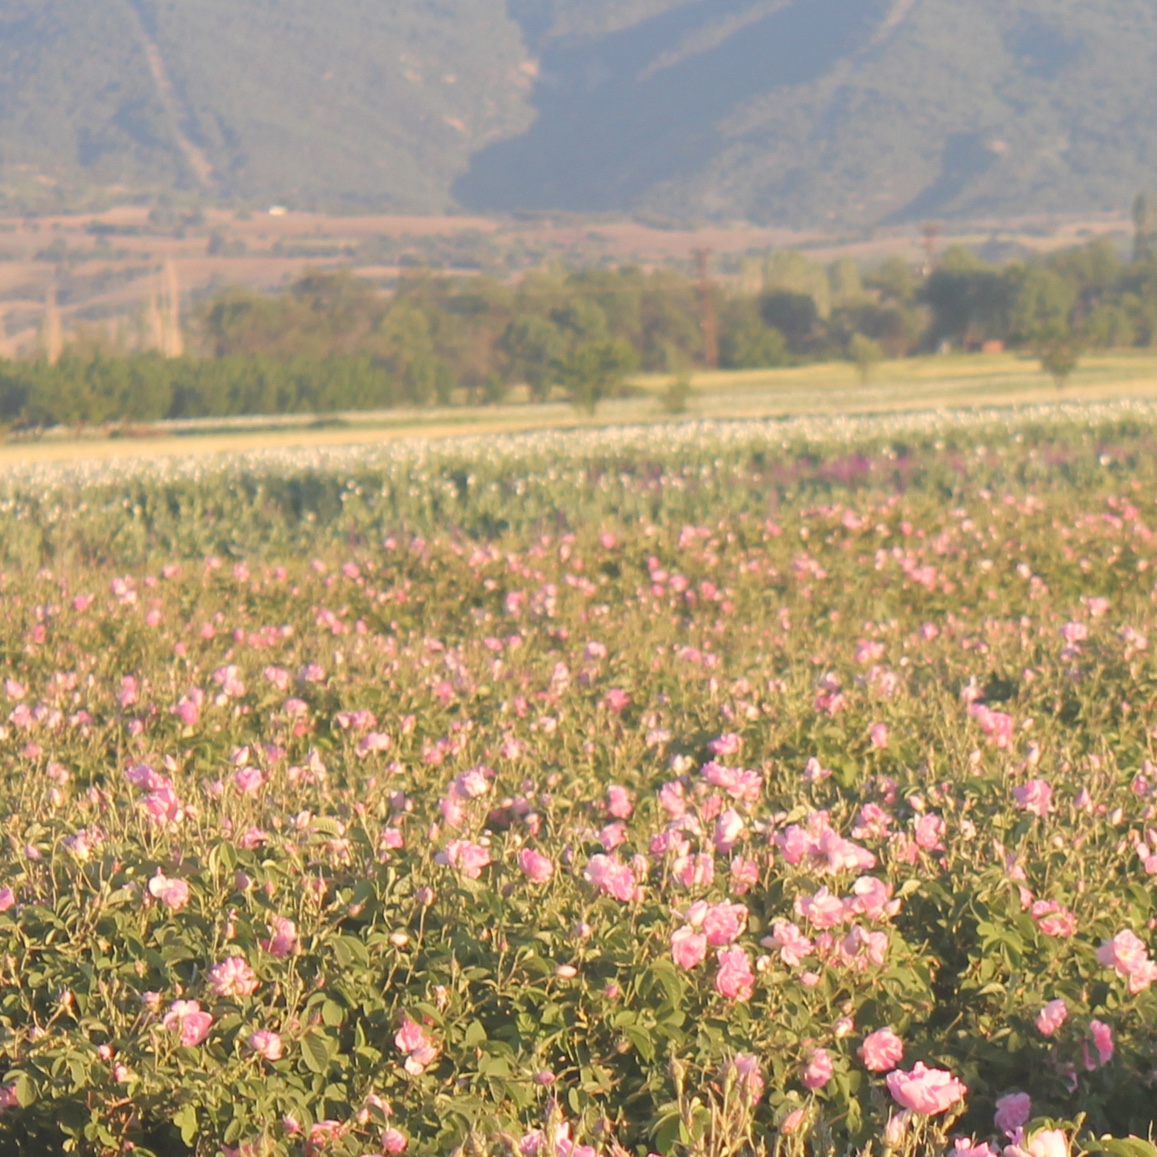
left=1035, top=999, right=1067, bottom=1037
left=162, top=1000, right=212, bottom=1047
left=1097, top=929, right=1157, bottom=992
left=394, top=1017, right=438, bottom=1075
left=1088, top=1020, right=1114, bottom=1067
left=1005, top=1129, right=1069, bottom=1157
left=671, top=925, right=708, bottom=970
left=606, top=785, right=633, bottom=818
left=1012, top=780, right=1052, bottom=818
left=731, top=1053, right=764, bottom=1104
left=713, top=947, right=755, bottom=1001
left=148, top=871, right=190, bottom=912
left=247, top=1029, right=284, bottom=1061
left=761, top=920, right=814, bottom=967
left=859, top=1027, right=904, bottom=1072
left=208, top=956, right=259, bottom=999
left=518, top=848, right=554, bottom=883
left=994, top=1093, right=1032, bottom=1138
left=885, top=1062, right=967, bottom=1114
left=951, top=1140, right=1000, bottom=1157
left=702, top=901, right=748, bottom=946
left=802, top=1048, right=833, bottom=1090
left=583, top=854, right=638, bottom=902
left=436, top=840, right=491, bottom=880
left=263, top=916, right=299, bottom=958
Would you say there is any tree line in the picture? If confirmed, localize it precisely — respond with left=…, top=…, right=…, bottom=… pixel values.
left=4, top=222, right=1157, bottom=428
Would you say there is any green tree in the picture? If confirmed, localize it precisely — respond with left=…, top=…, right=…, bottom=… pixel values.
left=848, top=333, right=884, bottom=384
left=499, top=316, right=567, bottom=401
left=1038, top=335, right=1082, bottom=391
left=554, top=339, right=637, bottom=415
left=1133, top=192, right=1153, bottom=263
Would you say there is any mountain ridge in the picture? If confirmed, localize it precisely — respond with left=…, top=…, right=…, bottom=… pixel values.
left=1, top=0, right=1155, bottom=228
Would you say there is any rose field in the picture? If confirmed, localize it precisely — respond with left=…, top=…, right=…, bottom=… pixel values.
left=5, top=406, right=1157, bottom=1157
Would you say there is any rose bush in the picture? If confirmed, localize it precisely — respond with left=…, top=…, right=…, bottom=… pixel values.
left=0, top=411, right=1153, bottom=1155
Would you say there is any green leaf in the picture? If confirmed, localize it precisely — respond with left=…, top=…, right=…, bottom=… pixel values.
left=172, top=1105, right=198, bottom=1146
left=300, top=1031, right=332, bottom=1075
left=332, top=934, right=370, bottom=969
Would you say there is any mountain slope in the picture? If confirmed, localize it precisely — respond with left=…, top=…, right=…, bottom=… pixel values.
left=0, top=0, right=533, bottom=210
left=1, top=0, right=1156, bottom=226
left=460, top=0, right=1157, bottom=226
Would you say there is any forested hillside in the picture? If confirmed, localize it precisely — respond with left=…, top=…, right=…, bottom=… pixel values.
left=3, top=0, right=1157, bottom=226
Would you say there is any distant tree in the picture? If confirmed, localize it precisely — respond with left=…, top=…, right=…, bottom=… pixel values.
left=1037, top=334, right=1082, bottom=391
left=759, top=292, right=819, bottom=354
left=864, top=256, right=918, bottom=306
left=922, top=249, right=1012, bottom=349
left=660, top=373, right=693, bottom=415
left=721, top=323, right=788, bottom=369
left=1133, top=193, right=1153, bottom=264
left=848, top=333, right=884, bottom=384
left=499, top=316, right=567, bottom=401
left=1010, top=265, right=1078, bottom=346
left=555, top=339, right=637, bottom=415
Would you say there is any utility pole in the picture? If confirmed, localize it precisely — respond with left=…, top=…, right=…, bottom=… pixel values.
left=921, top=222, right=941, bottom=277
left=161, top=259, right=184, bottom=358
left=693, top=247, right=718, bottom=369
left=44, top=283, right=63, bottom=365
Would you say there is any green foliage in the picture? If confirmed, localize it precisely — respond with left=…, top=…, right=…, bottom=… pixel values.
left=847, top=333, right=884, bottom=383
left=659, top=374, right=693, bottom=414
left=555, top=338, right=637, bottom=413
left=0, top=413, right=1157, bottom=1154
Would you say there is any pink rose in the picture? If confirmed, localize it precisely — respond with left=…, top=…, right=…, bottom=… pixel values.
left=1088, top=1020, right=1114, bottom=1067
left=951, top=1140, right=1000, bottom=1157
left=395, top=1017, right=439, bottom=1075
left=162, top=1000, right=213, bottom=1047
left=208, top=956, right=259, bottom=999
left=702, top=902, right=748, bottom=946
left=994, top=1093, right=1032, bottom=1138
left=795, top=887, right=847, bottom=930
left=802, top=1048, right=833, bottom=1090
left=1035, top=999, right=1067, bottom=1037
left=713, top=947, right=755, bottom=1001
left=583, top=854, right=638, bottom=902
left=518, top=848, right=554, bottom=883
left=382, top=1127, right=408, bottom=1153
left=436, top=840, right=492, bottom=880
left=606, top=785, right=633, bottom=818
left=859, top=1027, right=904, bottom=1072
left=247, top=1029, right=284, bottom=1061
left=671, top=925, right=708, bottom=970
left=886, top=1062, right=967, bottom=1115
left=147, top=871, right=190, bottom=912
left=731, top=1052, right=764, bottom=1104
left=761, top=920, right=814, bottom=967
left=1012, top=780, right=1052, bottom=818
left=1097, top=929, right=1157, bottom=991
left=233, top=766, right=265, bottom=795
left=1005, top=1129, right=1068, bottom=1157
left=262, top=917, right=299, bottom=958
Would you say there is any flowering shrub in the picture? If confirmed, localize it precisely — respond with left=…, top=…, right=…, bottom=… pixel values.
left=0, top=410, right=1156, bottom=1156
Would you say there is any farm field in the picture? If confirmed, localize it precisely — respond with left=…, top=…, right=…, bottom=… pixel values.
left=4, top=351, right=1157, bottom=467
left=2, top=407, right=1157, bottom=1156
